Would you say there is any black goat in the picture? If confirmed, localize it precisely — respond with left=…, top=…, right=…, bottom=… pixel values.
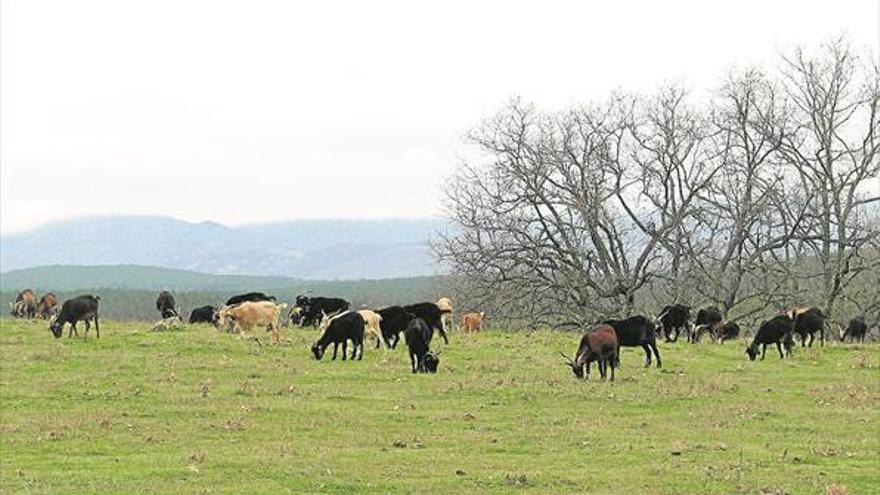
left=403, top=302, right=450, bottom=344
left=226, top=292, right=276, bottom=306
left=404, top=317, right=440, bottom=373
left=295, top=296, right=350, bottom=327
left=746, top=315, right=794, bottom=361
left=789, top=307, right=826, bottom=347
left=602, top=315, right=661, bottom=368
left=657, top=304, right=691, bottom=342
left=156, top=291, right=178, bottom=319
left=188, top=305, right=217, bottom=324
left=719, top=321, right=740, bottom=343
left=50, top=295, right=100, bottom=339
left=841, top=316, right=868, bottom=343
left=692, top=306, right=724, bottom=343
left=376, top=306, right=415, bottom=348
left=311, top=311, right=365, bottom=361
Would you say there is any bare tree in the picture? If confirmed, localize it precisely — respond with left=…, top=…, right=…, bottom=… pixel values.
left=437, top=99, right=627, bottom=327
left=437, top=89, right=718, bottom=326
left=437, top=40, right=878, bottom=329
left=769, top=39, right=880, bottom=318
left=676, top=69, right=806, bottom=320
left=620, top=85, right=721, bottom=306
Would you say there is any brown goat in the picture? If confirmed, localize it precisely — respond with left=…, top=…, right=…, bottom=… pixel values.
left=562, top=324, right=619, bottom=381
left=36, top=292, right=59, bottom=319
left=10, top=289, right=37, bottom=318
left=461, top=312, right=485, bottom=332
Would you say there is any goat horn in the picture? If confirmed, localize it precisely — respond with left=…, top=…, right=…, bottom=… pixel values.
left=559, top=351, right=574, bottom=365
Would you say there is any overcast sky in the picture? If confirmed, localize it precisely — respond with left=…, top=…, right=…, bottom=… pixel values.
left=1, top=0, right=878, bottom=234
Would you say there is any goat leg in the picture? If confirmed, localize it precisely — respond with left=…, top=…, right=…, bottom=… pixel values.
left=651, top=342, right=661, bottom=368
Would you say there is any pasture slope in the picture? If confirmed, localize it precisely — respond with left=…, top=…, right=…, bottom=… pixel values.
left=0, top=320, right=877, bottom=494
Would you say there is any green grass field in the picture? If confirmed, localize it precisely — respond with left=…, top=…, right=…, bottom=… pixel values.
left=1, top=319, right=877, bottom=494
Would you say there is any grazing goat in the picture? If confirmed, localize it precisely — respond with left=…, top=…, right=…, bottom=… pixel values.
left=746, top=315, right=794, bottom=361
left=216, top=301, right=286, bottom=344
left=36, top=292, right=58, bottom=319
left=692, top=306, right=723, bottom=343
left=156, top=291, right=178, bottom=319
left=788, top=307, right=825, bottom=347
left=295, top=295, right=350, bottom=327
left=285, top=306, right=303, bottom=327
left=376, top=306, right=415, bottom=348
left=357, top=309, right=386, bottom=348
left=436, top=297, right=453, bottom=312
left=10, top=289, right=37, bottom=319
left=719, top=321, right=740, bottom=343
left=50, top=295, right=100, bottom=339
left=151, top=316, right=185, bottom=332
left=841, top=316, right=868, bottom=343
left=562, top=324, right=618, bottom=381
left=602, top=315, right=661, bottom=368
left=311, top=311, right=365, bottom=361
left=436, top=297, right=454, bottom=331
left=461, top=312, right=485, bottom=333
left=226, top=292, right=276, bottom=306
left=188, top=305, right=217, bottom=324
left=656, top=304, right=691, bottom=342
left=403, top=302, right=450, bottom=344
left=404, top=317, right=440, bottom=373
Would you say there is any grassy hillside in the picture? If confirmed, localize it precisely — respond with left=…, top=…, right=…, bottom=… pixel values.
left=0, top=320, right=877, bottom=494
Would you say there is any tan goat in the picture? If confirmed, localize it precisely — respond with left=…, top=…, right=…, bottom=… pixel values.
left=216, top=301, right=287, bottom=344
left=461, top=311, right=485, bottom=333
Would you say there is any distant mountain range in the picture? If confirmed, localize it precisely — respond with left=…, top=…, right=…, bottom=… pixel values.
left=0, top=216, right=448, bottom=279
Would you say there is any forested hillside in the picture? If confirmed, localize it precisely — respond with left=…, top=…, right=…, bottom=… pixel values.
left=0, top=265, right=449, bottom=321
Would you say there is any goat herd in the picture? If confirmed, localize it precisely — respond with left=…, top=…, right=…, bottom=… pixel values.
left=6, top=288, right=873, bottom=380
left=562, top=305, right=870, bottom=381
